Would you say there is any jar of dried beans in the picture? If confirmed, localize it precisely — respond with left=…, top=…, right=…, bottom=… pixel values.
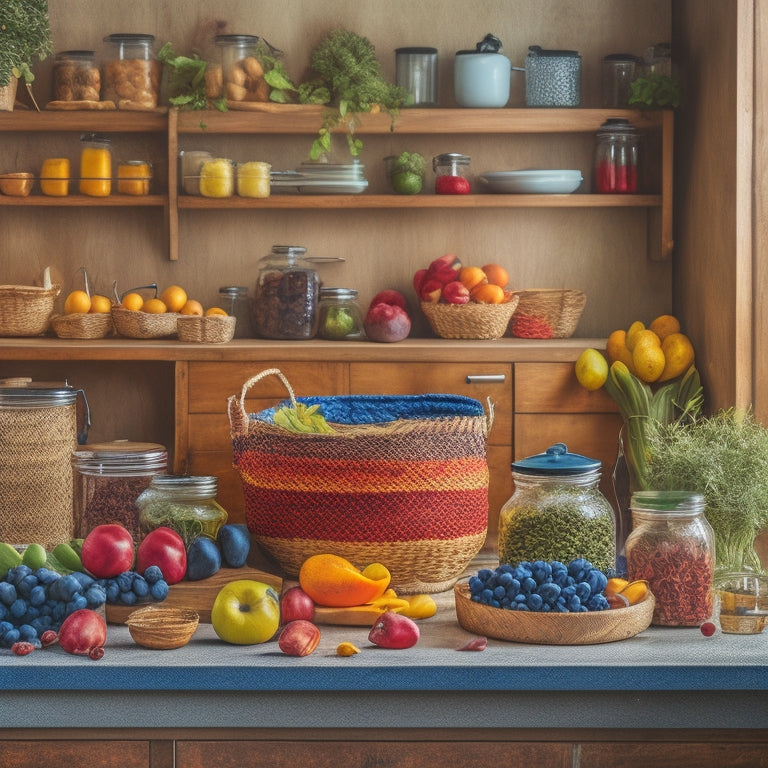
left=626, top=490, right=715, bottom=627
left=72, top=441, right=168, bottom=541
left=498, top=443, right=616, bottom=573
left=594, top=118, right=640, bottom=193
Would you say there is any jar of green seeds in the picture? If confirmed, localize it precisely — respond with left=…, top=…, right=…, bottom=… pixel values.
left=498, top=443, right=616, bottom=573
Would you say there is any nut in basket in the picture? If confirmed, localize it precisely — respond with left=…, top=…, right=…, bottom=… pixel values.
left=125, top=605, right=199, bottom=649
left=420, top=295, right=519, bottom=340
left=508, top=289, right=586, bottom=339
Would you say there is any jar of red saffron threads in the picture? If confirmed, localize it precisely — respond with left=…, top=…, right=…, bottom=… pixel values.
left=625, top=491, right=715, bottom=627
left=594, top=118, right=640, bottom=193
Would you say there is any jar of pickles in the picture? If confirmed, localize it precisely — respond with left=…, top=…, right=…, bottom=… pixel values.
left=53, top=50, right=100, bottom=102
left=318, top=288, right=364, bottom=340
left=101, top=33, right=161, bottom=109
left=498, top=443, right=616, bottom=573
left=79, top=133, right=112, bottom=197
left=136, top=474, right=228, bottom=547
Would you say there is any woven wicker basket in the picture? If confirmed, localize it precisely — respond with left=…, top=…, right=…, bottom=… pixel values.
left=177, top=314, right=236, bottom=343
left=0, top=284, right=61, bottom=337
left=111, top=306, right=179, bottom=339
left=51, top=312, right=114, bottom=340
left=508, top=289, right=586, bottom=339
left=421, top=295, right=519, bottom=340
left=125, top=605, right=200, bottom=649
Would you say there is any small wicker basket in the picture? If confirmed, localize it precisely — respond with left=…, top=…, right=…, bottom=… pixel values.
left=0, top=284, right=61, bottom=337
left=111, top=306, right=179, bottom=339
left=177, top=314, right=236, bottom=343
left=125, top=605, right=200, bottom=649
left=508, top=289, right=586, bottom=339
left=421, top=296, right=519, bottom=340
left=51, top=312, right=114, bottom=340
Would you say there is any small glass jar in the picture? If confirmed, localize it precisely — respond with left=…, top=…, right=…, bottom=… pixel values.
left=79, top=133, right=112, bottom=197
left=318, top=288, right=364, bottom=340
left=72, top=441, right=167, bottom=541
left=594, top=118, right=640, bottom=194
left=237, top=161, right=271, bottom=198
left=53, top=50, right=101, bottom=102
left=253, top=245, right=320, bottom=340
left=179, top=150, right=213, bottom=195
left=214, top=34, right=267, bottom=103
left=199, top=157, right=235, bottom=198
left=101, top=33, right=161, bottom=109
left=433, top=153, right=471, bottom=194
left=117, top=160, right=152, bottom=195
left=40, top=157, right=70, bottom=197
left=601, top=53, right=640, bottom=108
left=136, top=474, right=228, bottom=547
left=498, top=443, right=616, bottom=573
left=218, top=286, right=251, bottom=338
left=626, top=491, right=715, bottom=627
left=716, top=570, right=768, bottom=635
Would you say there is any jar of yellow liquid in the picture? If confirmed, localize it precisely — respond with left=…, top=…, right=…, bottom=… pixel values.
left=237, top=161, right=271, bottom=198
left=40, top=158, right=71, bottom=197
left=79, top=134, right=112, bottom=196
left=199, top=158, right=234, bottom=198
left=117, top=160, right=152, bottom=195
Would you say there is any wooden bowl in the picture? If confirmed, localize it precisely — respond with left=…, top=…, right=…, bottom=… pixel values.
left=454, top=583, right=655, bottom=645
left=0, top=172, right=34, bottom=197
left=125, top=605, right=199, bottom=649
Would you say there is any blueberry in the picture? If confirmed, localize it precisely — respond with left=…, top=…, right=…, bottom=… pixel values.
left=29, top=585, right=46, bottom=607
left=116, top=571, right=135, bottom=593
left=4, top=628, right=20, bottom=645
left=34, top=568, right=59, bottom=585
left=0, top=582, right=17, bottom=606
left=58, top=575, right=82, bottom=601
left=10, top=598, right=27, bottom=619
left=0, top=604, right=6, bottom=621
left=528, top=593, right=544, bottom=611
left=150, top=580, right=169, bottom=601
left=104, top=580, right=120, bottom=603
left=18, top=624, right=38, bottom=642
left=142, top=565, right=163, bottom=585
left=532, top=560, right=553, bottom=584
left=132, top=576, right=149, bottom=598
left=7, top=565, right=31, bottom=584
left=539, top=582, right=561, bottom=603
left=31, top=616, right=53, bottom=634
left=493, top=585, right=506, bottom=600
left=498, top=571, right=514, bottom=588
left=521, top=577, right=537, bottom=594
left=70, top=571, right=95, bottom=591
left=567, top=594, right=582, bottom=612
left=85, top=584, right=107, bottom=608
left=481, top=588, right=494, bottom=603
left=17, top=573, right=39, bottom=598
left=477, top=568, right=494, bottom=582
left=0, top=620, right=11, bottom=637
left=119, top=590, right=137, bottom=606
left=468, top=576, right=484, bottom=595
left=585, top=568, right=608, bottom=595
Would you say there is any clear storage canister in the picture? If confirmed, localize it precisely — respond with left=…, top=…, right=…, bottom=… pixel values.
left=253, top=245, right=320, bottom=339
left=199, top=157, right=235, bottom=198
left=498, top=443, right=616, bottom=573
left=318, top=287, right=364, bottom=340
left=626, top=490, right=715, bottom=627
left=136, top=474, right=228, bottom=547
left=72, top=441, right=167, bottom=541
left=179, top=149, right=213, bottom=195
left=218, top=285, right=251, bottom=338
left=101, top=33, right=161, bottom=109
left=433, top=153, right=471, bottom=194
left=53, top=50, right=101, bottom=102
left=237, top=161, right=271, bottom=198
left=214, top=34, right=267, bottom=103
left=594, top=118, right=640, bottom=193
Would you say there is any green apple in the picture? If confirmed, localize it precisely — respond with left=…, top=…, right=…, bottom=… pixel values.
left=210, top=579, right=280, bottom=645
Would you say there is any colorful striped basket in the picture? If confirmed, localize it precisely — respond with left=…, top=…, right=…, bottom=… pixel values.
left=228, top=368, right=491, bottom=593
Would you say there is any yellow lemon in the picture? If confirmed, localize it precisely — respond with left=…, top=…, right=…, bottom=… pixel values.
left=649, top=314, right=681, bottom=342
left=160, top=285, right=187, bottom=313
left=121, top=292, right=144, bottom=311
left=64, top=290, right=91, bottom=315
left=142, top=297, right=167, bottom=314
left=632, top=342, right=666, bottom=383
left=631, top=329, right=662, bottom=353
left=625, top=320, right=646, bottom=351
left=574, top=348, right=609, bottom=391
left=89, top=294, right=112, bottom=314
left=605, top=329, right=637, bottom=374
left=658, top=332, right=695, bottom=381
left=205, top=306, right=228, bottom=317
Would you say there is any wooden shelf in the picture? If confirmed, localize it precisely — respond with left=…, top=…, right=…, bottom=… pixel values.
left=0, top=194, right=166, bottom=207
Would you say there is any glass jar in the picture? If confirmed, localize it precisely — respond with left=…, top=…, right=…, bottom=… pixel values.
left=40, top=157, right=70, bottom=197
left=716, top=570, right=768, bottom=635
left=179, top=150, right=213, bottom=195
left=318, top=287, right=364, bottom=340
left=218, top=286, right=251, bottom=338
left=117, top=160, right=152, bottom=195
left=595, top=118, right=640, bottom=193
left=71, top=441, right=167, bottom=541
left=498, top=443, right=616, bottom=573
left=101, top=33, right=161, bottom=109
left=53, top=50, right=100, bottom=102
left=214, top=34, right=267, bottom=103
left=199, top=157, right=235, bottom=198
left=626, top=491, right=715, bottom=627
left=601, top=53, right=641, bottom=108
left=433, top=153, right=471, bottom=194
left=136, top=474, right=228, bottom=547
left=253, top=245, right=320, bottom=339
left=237, top=161, right=271, bottom=198
left=79, top=133, right=112, bottom=197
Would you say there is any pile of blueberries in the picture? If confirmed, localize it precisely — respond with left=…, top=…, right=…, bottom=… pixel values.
left=468, top=558, right=611, bottom=613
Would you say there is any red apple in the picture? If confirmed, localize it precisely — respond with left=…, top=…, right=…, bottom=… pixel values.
left=369, top=289, right=407, bottom=310
left=442, top=280, right=471, bottom=304
left=281, top=586, right=316, bottom=624
left=364, top=302, right=411, bottom=342
left=368, top=611, right=420, bottom=649
left=418, top=278, right=443, bottom=303
left=412, top=268, right=429, bottom=295
left=57, top=609, right=107, bottom=658
left=135, top=527, right=187, bottom=585
left=278, top=619, right=321, bottom=656
left=80, top=524, right=134, bottom=578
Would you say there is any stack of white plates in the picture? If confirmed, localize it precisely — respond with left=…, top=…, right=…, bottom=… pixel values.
left=270, top=161, right=368, bottom=194
left=478, top=169, right=583, bottom=194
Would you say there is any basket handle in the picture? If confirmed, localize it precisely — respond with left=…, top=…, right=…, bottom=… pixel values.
left=227, top=368, right=297, bottom=434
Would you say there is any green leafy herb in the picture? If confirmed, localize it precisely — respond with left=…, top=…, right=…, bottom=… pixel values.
left=628, top=73, right=680, bottom=109
left=158, top=42, right=226, bottom=112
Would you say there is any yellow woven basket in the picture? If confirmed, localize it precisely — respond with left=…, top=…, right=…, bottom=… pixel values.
left=421, top=295, right=519, bottom=340
left=111, top=306, right=179, bottom=339
left=0, top=284, right=61, bottom=337
left=51, top=312, right=114, bottom=340
left=177, top=314, right=236, bottom=343
left=508, top=289, right=586, bottom=339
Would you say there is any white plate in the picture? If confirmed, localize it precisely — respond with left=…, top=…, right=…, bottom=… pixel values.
left=479, top=170, right=583, bottom=194
left=298, top=180, right=369, bottom=195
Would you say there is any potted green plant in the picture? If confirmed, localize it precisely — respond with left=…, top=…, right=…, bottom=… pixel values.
left=0, top=0, right=53, bottom=111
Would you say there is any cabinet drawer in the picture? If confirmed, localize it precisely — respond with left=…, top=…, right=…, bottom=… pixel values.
left=515, top=362, right=618, bottom=414
left=0, top=741, right=149, bottom=768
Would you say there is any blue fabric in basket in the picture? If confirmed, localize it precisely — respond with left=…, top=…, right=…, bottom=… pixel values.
left=254, top=393, right=484, bottom=425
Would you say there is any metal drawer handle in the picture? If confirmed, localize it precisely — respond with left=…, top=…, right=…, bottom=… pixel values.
left=465, top=374, right=506, bottom=384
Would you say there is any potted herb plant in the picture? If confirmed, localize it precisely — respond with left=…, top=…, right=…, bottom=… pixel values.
left=0, top=0, right=53, bottom=111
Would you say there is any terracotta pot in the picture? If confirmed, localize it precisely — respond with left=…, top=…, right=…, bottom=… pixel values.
left=0, top=77, right=18, bottom=111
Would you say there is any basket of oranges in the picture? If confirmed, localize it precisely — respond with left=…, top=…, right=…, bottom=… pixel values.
left=110, top=284, right=187, bottom=339
left=176, top=308, right=236, bottom=343
left=416, top=256, right=518, bottom=340
left=51, top=289, right=114, bottom=340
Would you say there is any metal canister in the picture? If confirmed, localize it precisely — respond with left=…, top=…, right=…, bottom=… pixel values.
left=0, top=378, right=89, bottom=549
left=525, top=46, right=581, bottom=107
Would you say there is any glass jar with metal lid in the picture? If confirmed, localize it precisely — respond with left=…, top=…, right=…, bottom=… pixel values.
left=136, top=474, right=228, bottom=547
left=53, top=50, right=101, bottom=102
left=72, top=441, right=167, bottom=540
left=498, top=443, right=616, bottom=573
left=318, top=287, right=364, bottom=340
left=594, top=118, right=640, bottom=194
left=101, top=33, right=161, bottom=109
left=218, top=286, right=251, bottom=338
left=433, top=153, right=471, bottom=194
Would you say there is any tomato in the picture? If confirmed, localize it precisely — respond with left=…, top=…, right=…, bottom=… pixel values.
left=80, top=524, right=135, bottom=578
left=135, top=527, right=187, bottom=585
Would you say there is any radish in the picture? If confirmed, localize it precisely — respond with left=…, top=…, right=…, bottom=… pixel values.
left=278, top=620, right=321, bottom=657
left=57, top=609, right=107, bottom=659
left=368, top=611, right=420, bottom=649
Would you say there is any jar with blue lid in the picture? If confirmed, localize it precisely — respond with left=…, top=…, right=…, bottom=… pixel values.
left=498, top=443, right=616, bottom=572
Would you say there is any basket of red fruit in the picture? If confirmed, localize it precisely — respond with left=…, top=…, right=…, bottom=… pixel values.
left=415, top=255, right=518, bottom=340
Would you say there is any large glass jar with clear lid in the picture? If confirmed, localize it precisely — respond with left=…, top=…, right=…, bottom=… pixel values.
left=498, top=443, right=616, bottom=573
left=253, top=245, right=320, bottom=339
left=136, top=475, right=227, bottom=547
left=101, top=33, right=161, bottom=109
left=213, top=34, right=266, bottom=103
left=626, top=490, right=715, bottom=626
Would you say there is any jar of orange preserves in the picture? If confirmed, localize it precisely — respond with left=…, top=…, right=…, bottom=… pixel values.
left=117, top=160, right=152, bottom=195
left=40, top=158, right=71, bottom=197
left=79, top=134, right=112, bottom=196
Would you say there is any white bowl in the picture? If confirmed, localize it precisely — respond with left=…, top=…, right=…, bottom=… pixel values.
left=479, top=170, right=583, bottom=194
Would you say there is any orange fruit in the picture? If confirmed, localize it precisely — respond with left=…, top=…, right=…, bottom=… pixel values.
left=64, top=290, right=91, bottom=315
left=648, top=314, right=681, bottom=342
left=89, top=294, right=112, bottom=314
left=299, top=553, right=390, bottom=607
left=180, top=299, right=204, bottom=316
left=142, top=297, right=167, bottom=314
left=625, top=320, right=646, bottom=351
left=121, top=292, right=144, bottom=311
left=481, top=263, right=509, bottom=289
left=160, top=284, right=187, bottom=313
left=471, top=283, right=505, bottom=304
left=605, top=578, right=629, bottom=597
left=605, top=329, right=636, bottom=373
left=205, top=306, right=228, bottom=317
left=620, top=580, right=649, bottom=605
left=658, top=332, right=695, bottom=381
left=459, top=266, right=487, bottom=292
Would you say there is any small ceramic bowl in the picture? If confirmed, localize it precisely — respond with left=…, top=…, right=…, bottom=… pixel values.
left=0, top=172, right=34, bottom=197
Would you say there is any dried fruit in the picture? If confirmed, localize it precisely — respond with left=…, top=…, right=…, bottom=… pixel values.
left=336, top=641, right=360, bottom=657
left=299, top=554, right=390, bottom=607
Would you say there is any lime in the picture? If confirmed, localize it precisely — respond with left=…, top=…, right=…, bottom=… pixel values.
left=390, top=171, right=423, bottom=195
left=22, top=543, right=47, bottom=570
left=575, top=348, right=609, bottom=391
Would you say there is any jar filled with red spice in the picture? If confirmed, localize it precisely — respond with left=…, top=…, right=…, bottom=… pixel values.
left=626, top=491, right=715, bottom=627
left=594, top=118, right=640, bottom=193
left=433, top=153, right=471, bottom=194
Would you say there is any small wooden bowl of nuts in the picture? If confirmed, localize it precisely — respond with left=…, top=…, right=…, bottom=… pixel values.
left=125, top=605, right=199, bottom=649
